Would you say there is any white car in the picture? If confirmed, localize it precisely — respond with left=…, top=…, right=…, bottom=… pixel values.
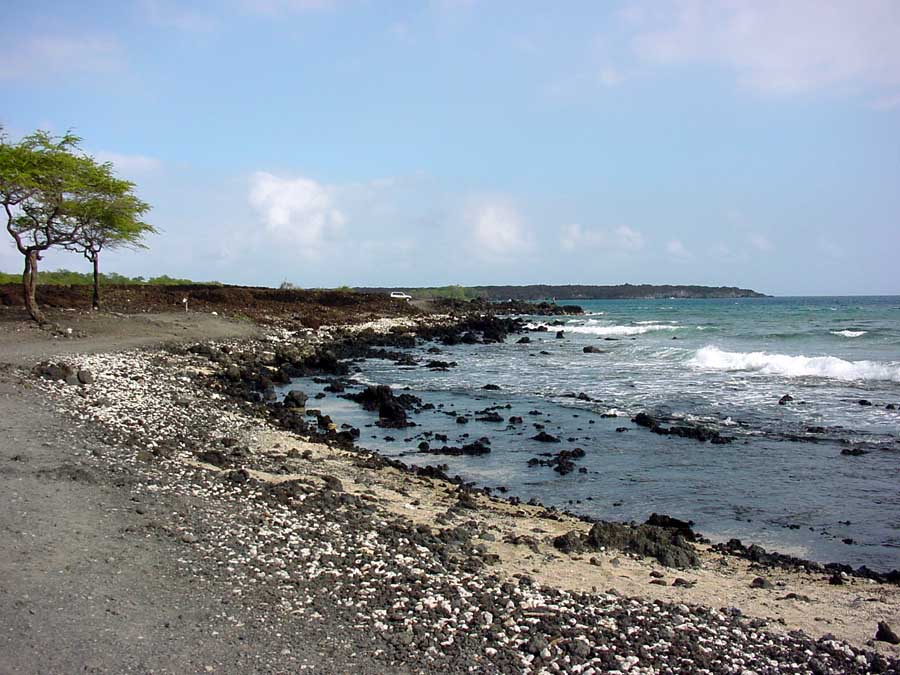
left=390, top=291, right=412, bottom=301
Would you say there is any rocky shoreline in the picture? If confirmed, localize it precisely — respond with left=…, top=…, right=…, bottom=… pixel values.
left=16, top=310, right=900, bottom=673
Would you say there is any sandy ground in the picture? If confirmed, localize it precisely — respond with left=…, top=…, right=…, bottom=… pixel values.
left=240, top=426, right=900, bottom=652
left=0, top=312, right=408, bottom=674
left=1, top=309, right=898, bottom=673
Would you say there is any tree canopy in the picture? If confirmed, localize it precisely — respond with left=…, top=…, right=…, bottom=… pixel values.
left=0, top=128, right=154, bottom=321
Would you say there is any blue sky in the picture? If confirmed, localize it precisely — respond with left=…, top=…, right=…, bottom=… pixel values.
left=3, top=0, right=900, bottom=295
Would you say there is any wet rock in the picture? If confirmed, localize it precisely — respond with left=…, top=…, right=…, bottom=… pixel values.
left=841, top=448, right=869, bottom=456
left=425, top=360, right=457, bottom=370
left=475, top=411, right=504, bottom=422
left=284, top=390, right=308, bottom=409
left=582, top=346, right=605, bottom=354
left=556, top=330, right=565, bottom=339
left=482, top=384, right=502, bottom=390
left=515, top=336, right=531, bottom=344
left=531, top=431, right=561, bottom=443
left=421, top=440, right=490, bottom=456
left=778, top=394, right=794, bottom=405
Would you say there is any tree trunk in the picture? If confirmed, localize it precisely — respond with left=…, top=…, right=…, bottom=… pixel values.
left=92, top=254, right=100, bottom=310
left=23, top=250, right=45, bottom=324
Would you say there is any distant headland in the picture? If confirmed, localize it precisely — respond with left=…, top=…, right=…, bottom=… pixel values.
left=356, top=284, right=769, bottom=301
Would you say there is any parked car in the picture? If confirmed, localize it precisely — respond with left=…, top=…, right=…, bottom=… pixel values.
left=390, top=291, right=412, bottom=301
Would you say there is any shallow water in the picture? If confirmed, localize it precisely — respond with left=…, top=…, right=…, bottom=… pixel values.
left=281, top=297, right=900, bottom=570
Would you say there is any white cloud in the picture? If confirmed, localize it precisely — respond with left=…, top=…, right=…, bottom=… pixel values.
left=627, top=0, right=900, bottom=96
left=468, top=199, right=530, bottom=260
left=666, top=239, right=690, bottom=258
left=871, top=93, right=900, bottom=111
left=615, top=225, right=644, bottom=250
left=598, top=65, right=623, bottom=87
left=0, top=34, right=124, bottom=80
left=560, top=224, right=645, bottom=252
left=817, top=237, right=844, bottom=259
left=94, top=151, right=162, bottom=175
left=139, top=0, right=218, bottom=32
left=249, top=172, right=345, bottom=254
left=749, top=233, right=774, bottom=252
left=240, top=0, right=336, bottom=14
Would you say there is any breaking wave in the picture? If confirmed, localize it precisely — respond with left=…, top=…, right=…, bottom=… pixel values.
left=689, top=346, right=900, bottom=382
left=544, top=323, right=679, bottom=337
left=831, top=330, right=867, bottom=338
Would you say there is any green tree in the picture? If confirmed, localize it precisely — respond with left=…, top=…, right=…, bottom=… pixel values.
left=67, top=178, right=153, bottom=309
left=0, top=129, right=151, bottom=322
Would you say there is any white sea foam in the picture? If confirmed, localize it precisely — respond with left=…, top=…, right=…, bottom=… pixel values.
left=690, top=346, right=900, bottom=382
left=551, top=323, right=679, bottom=336
left=830, top=330, right=867, bottom=338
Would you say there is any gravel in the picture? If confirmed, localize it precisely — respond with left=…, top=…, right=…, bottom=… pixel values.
left=28, top=340, right=900, bottom=674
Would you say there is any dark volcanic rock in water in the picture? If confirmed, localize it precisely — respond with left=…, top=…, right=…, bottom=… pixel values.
left=556, top=330, right=565, bottom=339
left=344, top=384, right=418, bottom=428
left=421, top=440, right=491, bottom=456
left=582, top=346, right=605, bottom=354
left=283, top=389, right=308, bottom=409
left=779, top=394, right=794, bottom=405
left=841, top=447, right=869, bottom=456
left=516, top=336, right=531, bottom=344
left=631, top=412, right=733, bottom=444
left=475, top=411, right=504, bottom=422
left=528, top=447, right=586, bottom=475
left=481, top=384, right=501, bottom=390
left=531, top=431, right=561, bottom=443
left=425, top=360, right=457, bottom=370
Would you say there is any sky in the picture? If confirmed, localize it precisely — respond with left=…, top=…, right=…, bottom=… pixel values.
left=3, top=0, right=900, bottom=295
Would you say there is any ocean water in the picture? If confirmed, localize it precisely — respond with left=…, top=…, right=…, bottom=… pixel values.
left=287, top=297, right=900, bottom=570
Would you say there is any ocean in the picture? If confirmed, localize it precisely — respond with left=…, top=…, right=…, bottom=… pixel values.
left=287, top=296, right=900, bottom=571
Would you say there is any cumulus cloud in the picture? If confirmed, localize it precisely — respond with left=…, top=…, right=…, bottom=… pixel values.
left=561, top=224, right=645, bottom=252
left=248, top=172, right=345, bottom=254
left=0, top=34, right=124, bottom=79
left=626, top=0, right=900, bottom=97
left=468, top=199, right=531, bottom=260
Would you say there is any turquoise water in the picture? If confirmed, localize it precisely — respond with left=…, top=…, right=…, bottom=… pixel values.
left=289, top=297, right=900, bottom=570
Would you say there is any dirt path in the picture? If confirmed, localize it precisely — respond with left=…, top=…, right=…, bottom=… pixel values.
left=0, top=310, right=259, bottom=366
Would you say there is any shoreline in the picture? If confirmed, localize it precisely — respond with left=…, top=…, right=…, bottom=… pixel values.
left=3, top=309, right=900, bottom=672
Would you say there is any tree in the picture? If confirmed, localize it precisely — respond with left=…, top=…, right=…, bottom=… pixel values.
left=68, top=179, right=153, bottom=310
left=0, top=129, right=150, bottom=322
